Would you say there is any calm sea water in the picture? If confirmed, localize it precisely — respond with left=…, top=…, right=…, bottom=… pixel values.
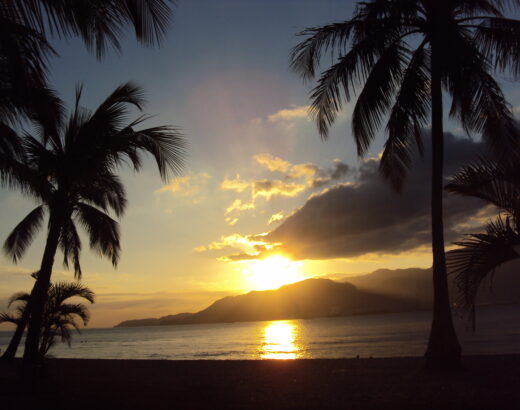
left=1, top=304, right=519, bottom=360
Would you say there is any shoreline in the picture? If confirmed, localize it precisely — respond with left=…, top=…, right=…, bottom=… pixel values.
left=2, top=355, right=520, bottom=409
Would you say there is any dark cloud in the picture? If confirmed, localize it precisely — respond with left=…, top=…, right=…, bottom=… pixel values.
left=309, top=160, right=351, bottom=188
left=260, top=133, right=489, bottom=260
left=329, top=161, right=350, bottom=180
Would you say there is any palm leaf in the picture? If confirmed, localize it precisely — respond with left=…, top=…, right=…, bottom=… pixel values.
left=75, top=203, right=120, bottom=266
left=59, top=218, right=82, bottom=278
left=50, top=281, right=95, bottom=305
left=290, top=20, right=361, bottom=80
left=446, top=157, right=520, bottom=214
left=351, top=42, right=409, bottom=157
left=380, top=43, right=430, bottom=190
left=11, top=0, right=174, bottom=58
left=474, top=17, right=520, bottom=77
left=0, top=312, right=20, bottom=325
left=447, top=216, right=519, bottom=308
left=3, top=205, right=45, bottom=263
left=7, top=291, right=30, bottom=308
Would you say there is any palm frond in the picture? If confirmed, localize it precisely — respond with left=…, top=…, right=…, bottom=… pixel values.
left=447, top=215, right=520, bottom=308
left=0, top=122, right=24, bottom=160
left=11, top=0, right=174, bottom=58
left=380, top=43, right=430, bottom=190
left=3, top=205, right=45, bottom=263
left=50, top=281, right=95, bottom=305
left=473, top=17, right=520, bottom=78
left=290, top=20, right=361, bottom=80
left=78, top=172, right=127, bottom=217
left=308, top=34, right=389, bottom=139
left=7, top=292, right=30, bottom=308
left=455, top=0, right=505, bottom=17
left=445, top=30, right=517, bottom=155
left=71, top=83, right=186, bottom=180
left=59, top=218, right=82, bottom=278
left=75, top=203, right=120, bottom=266
left=0, top=312, right=20, bottom=325
left=57, top=303, right=91, bottom=325
left=119, top=124, right=187, bottom=179
left=446, top=156, right=520, bottom=214
left=351, top=42, right=409, bottom=157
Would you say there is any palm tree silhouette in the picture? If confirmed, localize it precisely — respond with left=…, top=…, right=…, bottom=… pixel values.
left=0, top=0, right=174, bottom=144
left=446, top=156, right=520, bottom=329
left=290, top=0, right=520, bottom=366
left=1, top=82, right=185, bottom=374
left=0, top=281, right=94, bottom=360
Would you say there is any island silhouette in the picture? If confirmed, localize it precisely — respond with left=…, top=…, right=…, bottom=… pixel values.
left=116, top=265, right=520, bottom=328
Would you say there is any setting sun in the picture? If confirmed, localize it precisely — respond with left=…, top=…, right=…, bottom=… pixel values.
left=244, top=255, right=304, bottom=291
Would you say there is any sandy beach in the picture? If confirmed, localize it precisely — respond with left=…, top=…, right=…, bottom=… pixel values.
left=1, top=355, right=519, bottom=409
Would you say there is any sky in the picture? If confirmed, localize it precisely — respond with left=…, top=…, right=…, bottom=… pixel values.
left=1, top=0, right=520, bottom=328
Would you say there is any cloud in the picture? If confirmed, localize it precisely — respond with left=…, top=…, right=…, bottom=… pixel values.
left=195, top=233, right=281, bottom=262
left=221, top=156, right=351, bottom=202
left=252, top=180, right=306, bottom=199
left=288, top=159, right=351, bottom=188
left=202, top=233, right=265, bottom=252
left=156, top=173, right=212, bottom=197
left=267, top=105, right=310, bottom=123
left=268, top=212, right=284, bottom=224
left=225, top=199, right=255, bottom=215
left=220, top=175, right=250, bottom=193
left=226, top=133, right=488, bottom=261
left=225, top=217, right=239, bottom=226
left=253, top=154, right=291, bottom=173
left=218, top=154, right=351, bottom=232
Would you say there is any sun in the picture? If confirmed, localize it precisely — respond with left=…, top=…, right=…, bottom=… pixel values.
left=244, top=255, right=304, bottom=291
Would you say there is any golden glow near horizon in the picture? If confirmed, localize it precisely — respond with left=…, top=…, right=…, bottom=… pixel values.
left=260, top=320, right=302, bottom=359
left=244, top=255, right=304, bottom=291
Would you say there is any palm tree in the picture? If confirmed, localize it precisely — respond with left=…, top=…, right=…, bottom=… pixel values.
left=0, top=281, right=94, bottom=359
left=0, top=290, right=31, bottom=360
left=1, top=82, right=185, bottom=373
left=1, top=273, right=37, bottom=360
left=0, top=0, right=174, bottom=125
left=290, top=0, right=520, bottom=365
left=446, top=156, right=520, bottom=328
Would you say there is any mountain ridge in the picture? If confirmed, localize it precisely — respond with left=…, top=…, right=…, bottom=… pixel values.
left=115, top=278, right=425, bottom=327
left=115, top=262, right=520, bottom=328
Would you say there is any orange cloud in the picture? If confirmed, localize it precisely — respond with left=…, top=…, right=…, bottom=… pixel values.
left=252, top=180, right=306, bottom=199
left=268, top=212, right=284, bottom=224
left=156, top=173, right=212, bottom=197
left=220, top=175, right=250, bottom=192
left=253, top=153, right=291, bottom=173
left=225, top=199, right=255, bottom=215
left=267, top=105, right=310, bottom=122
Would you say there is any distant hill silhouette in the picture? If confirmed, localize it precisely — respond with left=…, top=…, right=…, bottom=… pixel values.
left=115, top=278, right=425, bottom=328
left=344, top=260, right=520, bottom=306
left=116, top=262, right=520, bottom=328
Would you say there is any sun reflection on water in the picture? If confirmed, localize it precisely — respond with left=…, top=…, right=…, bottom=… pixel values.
left=259, top=320, right=302, bottom=359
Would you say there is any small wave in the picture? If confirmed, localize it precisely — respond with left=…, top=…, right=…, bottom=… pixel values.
left=192, top=350, right=243, bottom=358
left=147, top=353, right=169, bottom=359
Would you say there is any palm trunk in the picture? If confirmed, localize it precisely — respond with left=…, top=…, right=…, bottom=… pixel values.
left=22, top=211, right=61, bottom=380
left=424, top=37, right=461, bottom=367
left=0, top=305, right=30, bottom=360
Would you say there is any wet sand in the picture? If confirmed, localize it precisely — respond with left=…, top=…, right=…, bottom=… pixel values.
left=1, top=355, right=519, bottom=409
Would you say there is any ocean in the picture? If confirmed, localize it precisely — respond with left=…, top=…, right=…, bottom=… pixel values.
left=1, top=304, right=519, bottom=360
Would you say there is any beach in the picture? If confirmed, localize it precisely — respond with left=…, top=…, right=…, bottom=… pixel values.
left=2, top=355, right=519, bottom=409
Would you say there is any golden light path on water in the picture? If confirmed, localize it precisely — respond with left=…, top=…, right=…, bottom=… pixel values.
left=259, top=320, right=303, bottom=359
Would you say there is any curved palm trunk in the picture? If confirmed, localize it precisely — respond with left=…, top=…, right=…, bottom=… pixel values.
left=425, top=37, right=461, bottom=366
left=0, top=306, right=30, bottom=360
left=22, top=212, right=61, bottom=380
